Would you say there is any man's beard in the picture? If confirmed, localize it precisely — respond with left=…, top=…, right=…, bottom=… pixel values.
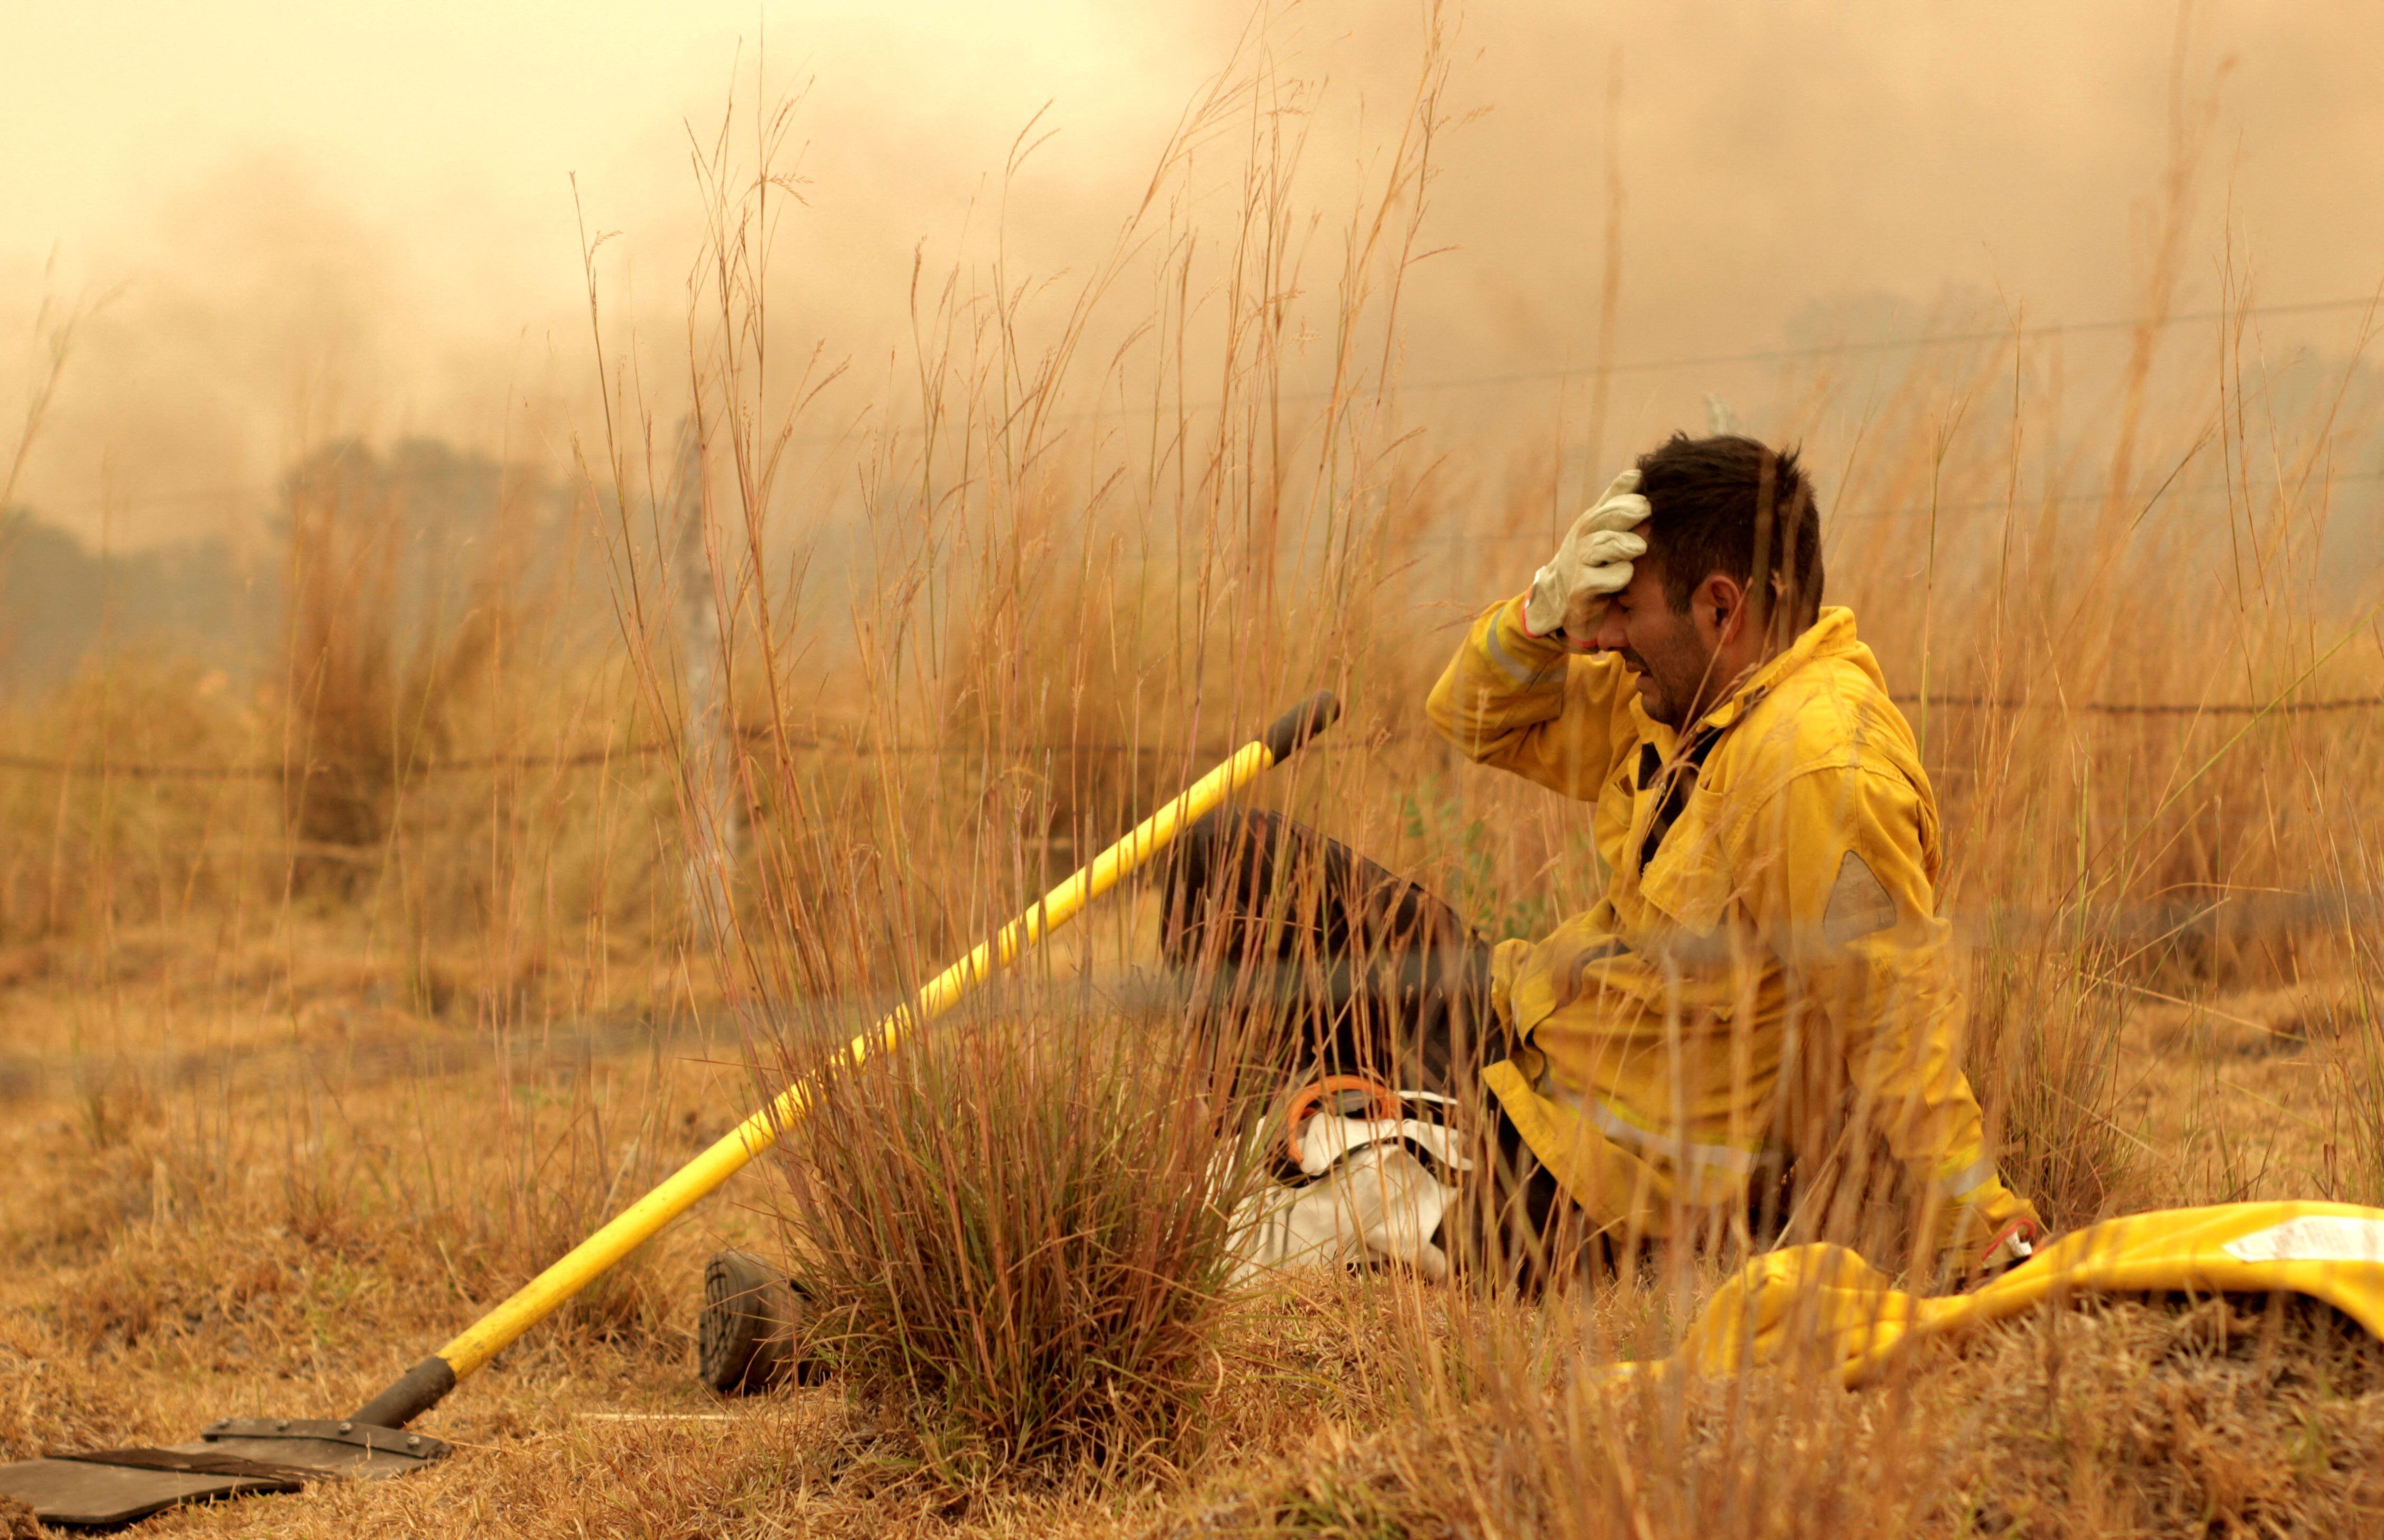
left=1617, top=644, right=1710, bottom=727
left=1616, top=647, right=1676, bottom=724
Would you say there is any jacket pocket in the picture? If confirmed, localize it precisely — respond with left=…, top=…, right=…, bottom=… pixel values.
left=1638, top=832, right=1731, bottom=937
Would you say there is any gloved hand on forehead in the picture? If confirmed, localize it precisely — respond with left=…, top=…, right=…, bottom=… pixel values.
left=1522, top=468, right=1651, bottom=647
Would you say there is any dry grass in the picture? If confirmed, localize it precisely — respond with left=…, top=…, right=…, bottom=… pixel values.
left=4, top=12, right=2384, bottom=1538
left=0, top=932, right=2378, bottom=1537
left=1210, top=1293, right=2384, bottom=1538
left=771, top=1003, right=1260, bottom=1481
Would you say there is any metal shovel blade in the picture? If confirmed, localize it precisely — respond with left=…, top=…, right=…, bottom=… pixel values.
left=0, top=1417, right=448, bottom=1529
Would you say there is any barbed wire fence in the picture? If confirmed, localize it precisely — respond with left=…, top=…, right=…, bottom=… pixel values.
left=1, top=683, right=2376, bottom=782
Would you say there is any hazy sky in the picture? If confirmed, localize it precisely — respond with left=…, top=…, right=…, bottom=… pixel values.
left=7, top=1, right=2383, bottom=545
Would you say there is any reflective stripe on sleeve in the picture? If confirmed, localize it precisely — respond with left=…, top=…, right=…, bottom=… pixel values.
left=1484, top=617, right=1561, bottom=688
left=1939, top=1156, right=1997, bottom=1200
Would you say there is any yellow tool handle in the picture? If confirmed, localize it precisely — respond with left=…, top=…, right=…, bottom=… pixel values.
left=350, top=691, right=1341, bottom=1427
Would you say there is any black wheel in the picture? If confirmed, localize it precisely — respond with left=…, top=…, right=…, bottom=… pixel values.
left=697, top=1251, right=820, bottom=1395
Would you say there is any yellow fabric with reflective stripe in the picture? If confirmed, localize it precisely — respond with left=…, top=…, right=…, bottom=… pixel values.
left=1612, top=1202, right=2384, bottom=1388
left=1481, top=1056, right=1764, bottom=1242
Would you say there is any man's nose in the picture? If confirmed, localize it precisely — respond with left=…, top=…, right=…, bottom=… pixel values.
left=1592, top=604, right=1629, bottom=653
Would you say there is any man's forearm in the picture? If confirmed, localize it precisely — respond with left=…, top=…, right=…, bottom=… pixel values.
left=1426, top=595, right=1570, bottom=758
left=1425, top=596, right=1633, bottom=800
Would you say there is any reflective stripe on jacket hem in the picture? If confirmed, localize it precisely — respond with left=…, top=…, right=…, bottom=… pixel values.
left=1552, top=1085, right=1763, bottom=1177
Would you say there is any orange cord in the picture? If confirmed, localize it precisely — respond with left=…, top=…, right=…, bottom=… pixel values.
left=1283, top=1075, right=1402, bottom=1167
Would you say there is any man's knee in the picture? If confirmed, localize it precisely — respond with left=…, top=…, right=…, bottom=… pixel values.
left=1157, top=807, right=1299, bottom=969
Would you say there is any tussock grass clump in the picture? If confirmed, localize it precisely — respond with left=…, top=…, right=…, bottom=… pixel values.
left=773, top=1005, right=1258, bottom=1480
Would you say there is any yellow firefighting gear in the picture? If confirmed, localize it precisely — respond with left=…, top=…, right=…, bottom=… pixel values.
left=1614, top=1201, right=2384, bottom=1386
left=1425, top=599, right=2041, bottom=1261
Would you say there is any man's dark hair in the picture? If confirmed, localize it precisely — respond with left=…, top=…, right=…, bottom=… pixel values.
left=1633, top=433, right=1824, bottom=640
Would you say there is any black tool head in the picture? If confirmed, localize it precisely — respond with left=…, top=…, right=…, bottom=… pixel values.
left=0, top=1417, right=448, bottom=1529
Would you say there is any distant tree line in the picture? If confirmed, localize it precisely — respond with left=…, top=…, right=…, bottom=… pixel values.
left=0, top=513, right=257, bottom=691
left=0, top=436, right=593, bottom=696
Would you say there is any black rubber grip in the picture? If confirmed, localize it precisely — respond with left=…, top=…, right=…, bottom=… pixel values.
left=1258, top=691, right=1343, bottom=764
left=348, top=1354, right=459, bottom=1429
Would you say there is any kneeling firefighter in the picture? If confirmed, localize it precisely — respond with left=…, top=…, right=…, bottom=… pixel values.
left=1164, top=433, right=2044, bottom=1289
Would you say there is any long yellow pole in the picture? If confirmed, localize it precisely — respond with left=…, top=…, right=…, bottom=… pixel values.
left=351, top=692, right=1340, bottom=1427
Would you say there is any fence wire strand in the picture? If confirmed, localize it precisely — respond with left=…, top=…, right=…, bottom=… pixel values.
left=2, top=688, right=2375, bottom=781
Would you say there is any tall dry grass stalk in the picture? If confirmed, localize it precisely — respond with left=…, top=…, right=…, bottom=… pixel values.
left=1, top=279, right=85, bottom=517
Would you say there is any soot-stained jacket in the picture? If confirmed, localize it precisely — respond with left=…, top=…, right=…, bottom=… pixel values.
left=1426, top=598, right=2040, bottom=1254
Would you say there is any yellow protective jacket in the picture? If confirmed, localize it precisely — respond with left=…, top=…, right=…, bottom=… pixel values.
left=1425, top=598, right=2039, bottom=1255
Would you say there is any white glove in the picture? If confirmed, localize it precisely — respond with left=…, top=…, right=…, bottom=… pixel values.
left=1522, top=469, right=1651, bottom=645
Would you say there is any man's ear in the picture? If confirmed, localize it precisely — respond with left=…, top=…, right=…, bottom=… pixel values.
left=1697, top=572, right=1750, bottom=645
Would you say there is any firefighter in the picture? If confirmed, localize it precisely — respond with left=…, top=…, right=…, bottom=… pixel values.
left=1424, top=432, right=2042, bottom=1280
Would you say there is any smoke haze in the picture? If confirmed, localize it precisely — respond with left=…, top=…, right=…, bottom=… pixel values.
left=6, top=0, right=2383, bottom=548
